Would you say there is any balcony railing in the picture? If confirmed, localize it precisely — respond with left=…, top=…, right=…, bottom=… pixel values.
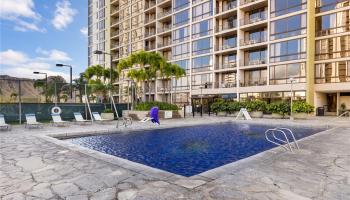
left=215, top=82, right=237, bottom=88
left=315, top=76, right=350, bottom=84
left=157, top=87, right=172, bottom=92
left=240, top=13, right=267, bottom=26
left=216, top=43, right=237, bottom=51
left=215, top=62, right=237, bottom=69
left=158, top=9, right=172, bottom=18
left=216, top=1, right=237, bottom=14
left=111, top=7, right=120, bottom=15
left=111, top=30, right=119, bottom=37
left=145, top=31, right=156, bottom=37
left=145, top=45, right=156, bottom=50
left=145, top=87, right=156, bottom=93
left=242, top=80, right=267, bottom=87
left=192, top=65, right=212, bottom=73
left=111, top=43, right=120, bottom=49
left=157, top=0, right=171, bottom=3
left=247, top=59, right=266, bottom=66
left=157, top=25, right=172, bottom=33
left=145, top=1, right=156, bottom=9
left=240, top=36, right=267, bottom=46
left=145, top=17, right=156, bottom=24
left=157, top=41, right=172, bottom=48
left=240, top=0, right=265, bottom=6
left=216, top=21, right=237, bottom=32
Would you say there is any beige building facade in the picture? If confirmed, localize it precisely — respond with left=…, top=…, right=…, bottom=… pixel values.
left=89, top=0, right=350, bottom=115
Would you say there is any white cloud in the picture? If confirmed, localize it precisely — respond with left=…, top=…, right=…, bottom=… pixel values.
left=0, top=49, right=73, bottom=81
left=0, top=0, right=45, bottom=32
left=80, top=27, right=88, bottom=37
left=52, top=0, right=77, bottom=30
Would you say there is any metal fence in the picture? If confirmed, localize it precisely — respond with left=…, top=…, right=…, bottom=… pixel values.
left=0, top=103, right=127, bottom=123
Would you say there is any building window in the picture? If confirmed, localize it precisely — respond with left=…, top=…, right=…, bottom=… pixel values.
left=192, top=1, right=213, bottom=21
left=192, top=37, right=212, bottom=55
left=270, top=63, right=306, bottom=85
left=173, top=9, right=190, bottom=27
left=173, top=26, right=190, bottom=43
left=174, top=59, right=190, bottom=72
left=271, top=0, right=307, bottom=17
left=174, top=0, right=189, bottom=11
left=172, top=76, right=190, bottom=90
left=316, top=35, right=350, bottom=60
left=172, top=43, right=190, bottom=59
left=192, top=56, right=212, bottom=73
left=270, top=14, right=306, bottom=40
left=316, top=0, right=349, bottom=13
left=270, top=38, right=306, bottom=63
left=315, top=61, right=350, bottom=83
left=192, top=19, right=212, bottom=39
left=192, top=73, right=213, bottom=89
left=222, top=36, right=237, bottom=49
left=246, top=49, right=266, bottom=65
left=243, top=69, right=267, bottom=86
left=316, top=11, right=350, bottom=37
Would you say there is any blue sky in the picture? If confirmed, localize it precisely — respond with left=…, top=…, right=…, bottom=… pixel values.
left=0, top=0, right=88, bottom=81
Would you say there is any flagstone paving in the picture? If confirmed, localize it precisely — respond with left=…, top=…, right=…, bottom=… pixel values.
left=0, top=117, right=349, bottom=200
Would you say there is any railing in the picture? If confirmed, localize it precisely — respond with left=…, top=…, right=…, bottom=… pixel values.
left=192, top=65, right=212, bottom=73
left=216, top=1, right=237, bottom=14
left=265, top=128, right=299, bottom=152
left=215, top=82, right=237, bottom=88
left=240, top=13, right=267, bottom=26
left=145, top=31, right=156, bottom=37
left=216, top=43, right=237, bottom=51
left=216, top=21, right=237, bottom=32
left=111, top=30, right=120, bottom=37
left=241, top=80, right=267, bottom=86
left=247, top=59, right=266, bottom=65
left=144, top=87, right=156, bottom=93
left=240, top=0, right=265, bottom=6
left=316, top=25, right=350, bottom=37
left=215, top=62, right=237, bottom=69
left=158, top=10, right=172, bottom=18
left=240, top=36, right=267, bottom=46
left=145, top=1, right=156, bottom=9
left=145, top=17, right=156, bottom=24
left=157, top=41, right=172, bottom=48
left=145, top=45, right=156, bottom=50
left=157, top=25, right=172, bottom=33
left=157, top=87, right=171, bottom=92
left=315, top=76, right=350, bottom=84
left=157, top=0, right=170, bottom=3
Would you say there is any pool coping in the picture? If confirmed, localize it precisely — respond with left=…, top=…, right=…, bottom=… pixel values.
left=37, top=119, right=335, bottom=189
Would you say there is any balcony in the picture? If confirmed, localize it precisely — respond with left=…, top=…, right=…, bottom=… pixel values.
left=157, top=25, right=172, bottom=33
left=111, top=30, right=120, bottom=38
left=145, top=86, right=156, bottom=93
left=242, top=80, right=267, bottom=87
left=216, top=1, right=237, bottom=14
left=111, top=43, right=120, bottom=49
left=192, top=65, right=212, bottom=73
left=157, top=41, right=172, bottom=48
left=157, top=0, right=171, bottom=4
left=215, top=62, right=237, bottom=70
left=240, top=0, right=266, bottom=6
left=247, top=59, right=266, bottom=66
left=215, top=82, right=237, bottom=88
left=145, top=1, right=156, bottom=9
left=145, top=31, right=156, bottom=37
left=111, top=7, right=120, bottom=16
left=157, top=87, right=172, bottom=92
left=215, top=43, right=237, bottom=51
left=145, top=17, right=156, bottom=24
left=145, top=45, right=156, bottom=51
left=240, top=36, right=267, bottom=46
left=240, top=13, right=267, bottom=26
left=158, top=9, right=172, bottom=18
left=216, top=21, right=237, bottom=33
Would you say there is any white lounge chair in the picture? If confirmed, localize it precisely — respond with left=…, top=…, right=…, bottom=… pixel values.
left=0, top=114, right=11, bottom=131
left=51, top=114, right=69, bottom=126
left=25, top=113, right=43, bottom=128
left=92, top=112, right=113, bottom=123
left=73, top=112, right=92, bottom=124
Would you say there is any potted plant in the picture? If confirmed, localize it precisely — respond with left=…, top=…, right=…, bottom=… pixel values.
left=267, top=102, right=290, bottom=119
left=292, top=101, right=314, bottom=119
left=226, top=101, right=241, bottom=117
left=211, top=100, right=227, bottom=116
left=246, top=100, right=266, bottom=118
left=101, top=108, right=114, bottom=120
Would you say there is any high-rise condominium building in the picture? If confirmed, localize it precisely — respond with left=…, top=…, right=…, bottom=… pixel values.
left=88, top=0, right=350, bottom=115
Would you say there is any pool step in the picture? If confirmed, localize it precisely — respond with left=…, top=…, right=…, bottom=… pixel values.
left=265, top=128, right=300, bottom=152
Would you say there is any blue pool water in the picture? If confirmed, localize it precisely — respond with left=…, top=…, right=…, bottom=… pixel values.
left=66, top=123, right=325, bottom=177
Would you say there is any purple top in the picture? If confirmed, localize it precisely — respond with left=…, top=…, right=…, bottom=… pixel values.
left=150, top=106, right=159, bottom=124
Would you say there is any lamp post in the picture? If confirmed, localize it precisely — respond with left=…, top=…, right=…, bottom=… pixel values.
left=288, top=77, right=296, bottom=120
left=199, top=85, right=204, bottom=117
left=33, top=72, right=48, bottom=102
left=56, top=64, right=73, bottom=99
left=93, top=50, right=113, bottom=109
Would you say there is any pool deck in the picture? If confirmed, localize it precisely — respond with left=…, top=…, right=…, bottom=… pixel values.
left=0, top=117, right=349, bottom=200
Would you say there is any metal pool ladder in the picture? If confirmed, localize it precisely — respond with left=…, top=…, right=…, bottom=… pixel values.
left=265, top=128, right=300, bottom=152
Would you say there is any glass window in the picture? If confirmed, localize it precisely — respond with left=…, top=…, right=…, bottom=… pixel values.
left=192, top=19, right=212, bottom=39
left=192, top=56, right=212, bottom=72
left=173, top=26, right=190, bottom=43
left=174, top=0, right=189, bottom=11
left=172, top=43, right=190, bottom=59
left=316, top=11, right=350, bottom=36
left=192, top=1, right=213, bottom=21
left=315, top=61, right=350, bottom=83
left=192, top=37, right=212, bottom=55
left=270, top=14, right=306, bottom=40
left=271, top=0, right=307, bottom=17
left=315, top=35, right=350, bottom=60
left=243, top=69, right=267, bottom=86
left=223, top=36, right=237, bottom=49
left=246, top=49, right=266, bottom=65
left=172, top=76, right=190, bottom=90
left=270, top=63, right=306, bottom=84
left=173, top=9, right=189, bottom=27
left=191, top=73, right=213, bottom=89
left=270, top=38, right=306, bottom=63
left=174, top=59, right=190, bottom=72
left=316, top=0, right=349, bottom=13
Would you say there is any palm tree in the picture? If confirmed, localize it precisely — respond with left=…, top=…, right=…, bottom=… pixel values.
left=34, top=76, right=67, bottom=102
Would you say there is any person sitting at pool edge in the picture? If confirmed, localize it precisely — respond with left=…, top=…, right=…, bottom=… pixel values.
left=150, top=106, right=160, bottom=125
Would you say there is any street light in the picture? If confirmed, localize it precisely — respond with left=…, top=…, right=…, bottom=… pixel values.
left=288, top=77, right=296, bottom=120
left=93, top=50, right=113, bottom=109
left=33, top=71, right=48, bottom=103
left=56, top=64, right=73, bottom=99
left=199, top=85, right=204, bottom=117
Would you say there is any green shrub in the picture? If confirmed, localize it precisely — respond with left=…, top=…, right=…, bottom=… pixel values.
left=211, top=99, right=227, bottom=113
left=292, top=101, right=314, bottom=113
left=246, top=100, right=267, bottom=112
left=103, top=108, right=113, bottom=113
left=226, top=101, right=240, bottom=113
left=267, top=102, right=290, bottom=116
left=135, top=101, right=178, bottom=111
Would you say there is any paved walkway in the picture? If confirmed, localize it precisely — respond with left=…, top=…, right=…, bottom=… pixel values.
left=0, top=117, right=349, bottom=200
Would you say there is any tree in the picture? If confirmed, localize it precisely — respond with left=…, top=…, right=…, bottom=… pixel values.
left=10, top=92, right=18, bottom=102
left=73, top=73, right=88, bottom=103
left=84, top=65, right=118, bottom=102
left=34, top=76, right=67, bottom=103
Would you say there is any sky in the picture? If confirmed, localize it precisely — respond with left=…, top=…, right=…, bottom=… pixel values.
left=0, top=0, right=88, bottom=82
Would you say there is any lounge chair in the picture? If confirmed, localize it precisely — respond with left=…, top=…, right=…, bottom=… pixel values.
left=51, top=114, right=69, bottom=126
left=25, top=113, right=43, bottom=128
left=0, top=114, right=11, bottom=131
left=73, top=112, right=92, bottom=124
left=92, top=112, right=113, bottom=123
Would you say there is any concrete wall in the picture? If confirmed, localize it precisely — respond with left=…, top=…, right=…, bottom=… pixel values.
left=314, top=92, right=327, bottom=108
left=339, top=96, right=350, bottom=110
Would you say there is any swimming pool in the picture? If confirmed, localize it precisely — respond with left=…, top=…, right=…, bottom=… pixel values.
left=66, top=123, right=325, bottom=177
